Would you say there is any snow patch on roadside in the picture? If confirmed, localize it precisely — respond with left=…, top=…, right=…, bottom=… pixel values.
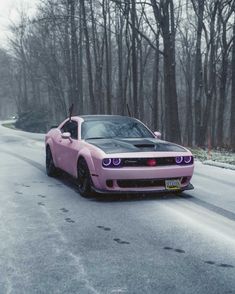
left=203, top=160, right=235, bottom=171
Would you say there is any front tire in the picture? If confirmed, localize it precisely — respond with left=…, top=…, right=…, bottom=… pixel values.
left=77, top=158, right=93, bottom=197
left=46, top=146, right=58, bottom=177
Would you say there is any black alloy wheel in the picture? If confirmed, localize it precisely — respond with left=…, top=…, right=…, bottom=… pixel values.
left=77, top=158, right=93, bottom=197
left=46, top=147, right=57, bottom=177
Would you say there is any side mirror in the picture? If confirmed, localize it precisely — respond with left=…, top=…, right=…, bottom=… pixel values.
left=61, top=132, right=72, bottom=142
left=154, top=131, right=161, bottom=139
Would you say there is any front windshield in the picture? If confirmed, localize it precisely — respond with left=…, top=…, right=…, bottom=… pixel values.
left=81, top=118, right=154, bottom=140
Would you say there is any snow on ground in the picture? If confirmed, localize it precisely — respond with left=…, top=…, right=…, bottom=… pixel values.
left=203, top=160, right=235, bottom=170
left=0, top=119, right=235, bottom=294
left=190, top=147, right=235, bottom=166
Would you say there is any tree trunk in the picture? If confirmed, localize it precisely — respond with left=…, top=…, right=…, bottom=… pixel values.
left=217, top=3, right=231, bottom=147
left=80, top=0, right=96, bottom=113
left=162, top=1, right=181, bottom=143
left=151, top=0, right=181, bottom=143
left=152, top=36, right=159, bottom=130
left=70, top=0, right=79, bottom=114
left=131, top=0, right=138, bottom=118
left=200, top=1, right=218, bottom=146
left=78, top=2, right=84, bottom=113
left=192, top=0, right=205, bottom=145
left=103, top=0, right=112, bottom=114
left=116, top=8, right=125, bottom=115
left=231, top=15, right=235, bottom=150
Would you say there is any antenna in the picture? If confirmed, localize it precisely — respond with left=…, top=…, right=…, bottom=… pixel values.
left=126, top=103, right=132, bottom=117
left=68, top=103, right=74, bottom=121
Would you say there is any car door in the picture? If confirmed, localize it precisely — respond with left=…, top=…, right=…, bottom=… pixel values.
left=54, top=120, right=79, bottom=176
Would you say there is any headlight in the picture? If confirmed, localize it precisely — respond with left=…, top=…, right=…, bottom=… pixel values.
left=175, top=156, right=193, bottom=164
left=184, top=156, right=192, bottom=164
left=102, top=158, right=122, bottom=167
left=175, top=156, right=183, bottom=164
left=102, top=158, right=112, bottom=167
left=112, top=158, right=121, bottom=166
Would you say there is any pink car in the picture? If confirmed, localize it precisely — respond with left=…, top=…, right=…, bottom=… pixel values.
left=45, top=115, right=194, bottom=197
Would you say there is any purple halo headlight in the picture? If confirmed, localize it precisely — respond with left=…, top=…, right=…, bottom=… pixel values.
left=112, top=158, right=121, bottom=166
left=102, top=158, right=112, bottom=167
left=184, top=156, right=192, bottom=164
left=175, top=156, right=183, bottom=164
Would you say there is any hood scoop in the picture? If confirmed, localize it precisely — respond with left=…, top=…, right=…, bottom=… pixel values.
left=134, top=144, right=155, bottom=148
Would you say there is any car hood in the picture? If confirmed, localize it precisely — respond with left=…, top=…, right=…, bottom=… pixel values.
left=86, top=138, right=187, bottom=154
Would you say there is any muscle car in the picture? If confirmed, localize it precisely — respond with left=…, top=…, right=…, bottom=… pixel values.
left=45, top=115, right=194, bottom=197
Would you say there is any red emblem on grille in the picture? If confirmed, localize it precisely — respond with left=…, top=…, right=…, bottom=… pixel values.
left=147, top=159, right=157, bottom=166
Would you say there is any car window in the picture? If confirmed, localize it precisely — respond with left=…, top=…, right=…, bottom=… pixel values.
left=61, top=120, right=78, bottom=139
left=81, top=118, right=154, bottom=139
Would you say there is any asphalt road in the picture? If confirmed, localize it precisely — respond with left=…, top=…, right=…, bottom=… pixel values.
left=0, top=122, right=235, bottom=294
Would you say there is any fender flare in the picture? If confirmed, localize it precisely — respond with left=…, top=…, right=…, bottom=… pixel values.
left=76, top=148, right=97, bottom=178
left=45, top=138, right=58, bottom=167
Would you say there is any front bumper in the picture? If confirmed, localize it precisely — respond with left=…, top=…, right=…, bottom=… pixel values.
left=91, top=164, right=194, bottom=192
left=92, top=182, right=194, bottom=195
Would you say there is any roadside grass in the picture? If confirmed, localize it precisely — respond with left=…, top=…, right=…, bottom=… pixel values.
left=189, top=147, right=235, bottom=165
left=2, top=122, right=17, bottom=130
left=2, top=121, right=46, bottom=134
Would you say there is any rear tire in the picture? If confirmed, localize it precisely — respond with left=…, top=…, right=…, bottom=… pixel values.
left=77, top=158, right=93, bottom=198
left=46, top=146, right=58, bottom=177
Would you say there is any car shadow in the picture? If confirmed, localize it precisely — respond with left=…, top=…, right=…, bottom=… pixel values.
left=55, top=172, right=193, bottom=203
left=94, top=192, right=193, bottom=203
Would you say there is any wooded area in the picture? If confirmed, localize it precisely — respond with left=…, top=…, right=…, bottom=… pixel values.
left=0, top=0, right=235, bottom=149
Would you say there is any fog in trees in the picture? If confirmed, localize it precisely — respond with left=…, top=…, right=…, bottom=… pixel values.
left=0, top=0, right=234, bottom=150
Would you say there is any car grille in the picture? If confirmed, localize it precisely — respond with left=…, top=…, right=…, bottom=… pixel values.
left=122, top=157, right=192, bottom=167
left=117, top=178, right=168, bottom=188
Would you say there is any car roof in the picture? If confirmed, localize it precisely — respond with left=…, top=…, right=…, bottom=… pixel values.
left=78, top=115, right=136, bottom=121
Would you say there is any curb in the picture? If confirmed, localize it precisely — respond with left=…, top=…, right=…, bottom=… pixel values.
left=203, top=160, right=235, bottom=171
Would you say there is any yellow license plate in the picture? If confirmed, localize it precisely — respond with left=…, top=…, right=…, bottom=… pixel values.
left=165, top=179, right=181, bottom=190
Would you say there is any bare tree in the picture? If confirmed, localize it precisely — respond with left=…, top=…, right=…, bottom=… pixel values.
left=150, top=0, right=181, bottom=143
left=2, top=0, right=233, bottom=148
left=231, top=6, right=235, bottom=150
left=191, top=0, right=205, bottom=145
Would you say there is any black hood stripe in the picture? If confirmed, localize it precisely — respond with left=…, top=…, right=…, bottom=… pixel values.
left=87, top=138, right=187, bottom=154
